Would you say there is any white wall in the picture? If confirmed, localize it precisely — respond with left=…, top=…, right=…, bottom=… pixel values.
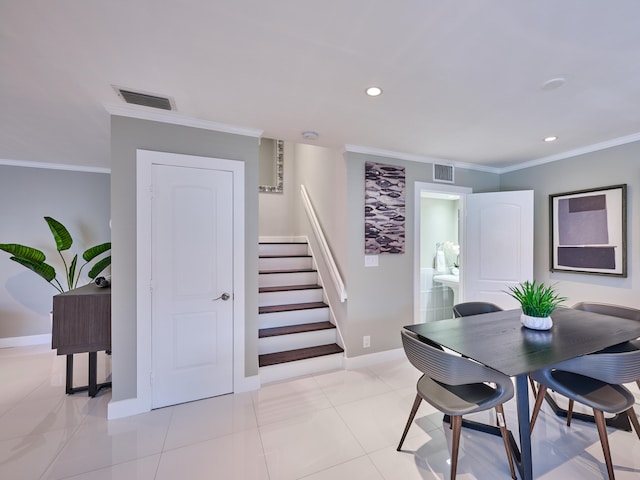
left=0, top=164, right=110, bottom=341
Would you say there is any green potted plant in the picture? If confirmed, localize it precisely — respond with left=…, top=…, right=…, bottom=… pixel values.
left=0, top=216, right=111, bottom=293
left=506, top=280, right=566, bottom=330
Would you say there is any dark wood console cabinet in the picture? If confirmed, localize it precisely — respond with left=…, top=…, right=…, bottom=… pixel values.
left=52, top=283, right=112, bottom=396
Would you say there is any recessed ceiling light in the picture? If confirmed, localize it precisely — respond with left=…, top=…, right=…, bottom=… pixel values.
left=365, top=86, right=383, bottom=97
left=302, top=131, right=318, bottom=140
left=541, top=77, right=566, bottom=91
left=544, top=136, right=558, bottom=142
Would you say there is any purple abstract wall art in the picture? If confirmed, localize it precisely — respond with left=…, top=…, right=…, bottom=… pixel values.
left=364, top=162, right=405, bottom=254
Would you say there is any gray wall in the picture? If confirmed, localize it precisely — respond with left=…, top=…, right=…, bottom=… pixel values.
left=345, top=153, right=500, bottom=356
left=0, top=165, right=110, bottom=339
left=258, top=141, right=297, bottom=237
left=500, top=141, right=639, bottom=307
left=110, top=116, right=259, bottom=403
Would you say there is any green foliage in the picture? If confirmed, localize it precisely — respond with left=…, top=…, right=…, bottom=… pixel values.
left=0, top=217, right=111, bottom=293
left=506, top=280, right=566, bottom=317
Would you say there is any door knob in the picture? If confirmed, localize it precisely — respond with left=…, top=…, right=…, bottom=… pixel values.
left=213, top=293, right=231, bottom=301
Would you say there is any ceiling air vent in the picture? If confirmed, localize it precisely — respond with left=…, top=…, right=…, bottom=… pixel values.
left=113, top=86, right=175, bottom=111
left=433, top=163, right=454, bottom=184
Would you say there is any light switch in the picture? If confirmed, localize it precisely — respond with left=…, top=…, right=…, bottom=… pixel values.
left=364, top=255, right=379, bottom=267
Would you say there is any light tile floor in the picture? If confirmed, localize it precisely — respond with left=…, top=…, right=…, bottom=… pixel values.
left=1, top=344, right=639, bottom=479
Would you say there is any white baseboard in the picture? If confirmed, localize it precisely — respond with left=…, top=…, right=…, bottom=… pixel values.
left=108, top=397, right=150, bottom=420
left=0, top=333, right=51, bottom=349
left=343, top=348, right=405, bottom=370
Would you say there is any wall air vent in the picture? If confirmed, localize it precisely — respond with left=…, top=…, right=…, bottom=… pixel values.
left=113, top=86, right=175, bottom=111
left=433, top=163, right=454, bottom=184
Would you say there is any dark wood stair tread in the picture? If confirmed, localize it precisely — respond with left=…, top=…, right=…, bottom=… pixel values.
left=259, top=321, right=335, bottom=338
left=259, top=344, right=344, bottom=367
left=259, top=254, right=312, bottom=258
left=259, top=284, right=322, bottom=293
left=259, top=268, right=316, bottom=274
left=259, top=302, right=327, bottom=314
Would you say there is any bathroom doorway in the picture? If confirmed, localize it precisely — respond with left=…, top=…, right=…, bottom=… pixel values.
left=414, top=182, right=471, bottom=324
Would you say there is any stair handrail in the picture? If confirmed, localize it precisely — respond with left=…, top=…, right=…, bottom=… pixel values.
left=300, top=184, right=347, bottom=302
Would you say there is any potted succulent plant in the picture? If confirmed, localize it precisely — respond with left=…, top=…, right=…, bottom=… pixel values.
left=506, top=280, right=566, bottom=330
left=0, top=216, right=111, bottom=293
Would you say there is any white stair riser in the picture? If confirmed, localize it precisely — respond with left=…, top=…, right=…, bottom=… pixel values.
left=260, top=353, right=343, bottom=384
left=259, top=329, right=337, bottom=355
left=259, top=271, right=318, bottom=287
left=258, top=243, right=308, bottom=257
left=259, top=308, right=329, bottom=329
left=259, top=256, right=313, bottom=271
left=259, top=289, right=323, bottom=307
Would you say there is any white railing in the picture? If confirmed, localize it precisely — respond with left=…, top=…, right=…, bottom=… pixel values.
left=300, top=185, right=347, bottom=302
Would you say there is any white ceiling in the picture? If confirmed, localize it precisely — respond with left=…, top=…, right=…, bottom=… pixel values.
left=3, top=1, right=640, bottom=172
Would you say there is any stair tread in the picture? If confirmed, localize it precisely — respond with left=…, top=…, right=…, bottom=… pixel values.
left=259, top=321, right=336, bottom=338
left=259, top=344, right=344, bottom=367
left=259, top=268, right=316, bottom=274
left=259, top=284, right=322, bottom=293
left=259, top=302, right=328, bottom=314
left=259, top=254, right=312, bottom=258
left=259, top=242, right=308, bottom=244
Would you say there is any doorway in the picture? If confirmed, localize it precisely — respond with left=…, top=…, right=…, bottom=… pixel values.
left=414, top=182, right=471, bottom=324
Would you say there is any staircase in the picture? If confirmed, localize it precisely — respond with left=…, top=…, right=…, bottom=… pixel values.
left=258, top=241, right=344, bottom=383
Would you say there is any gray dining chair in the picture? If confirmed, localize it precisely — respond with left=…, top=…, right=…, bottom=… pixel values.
left=564, top=302, right=640, bottom=422
left=452, top=301, right=502, bottom=318
left=398, top=329, right=516, bottom=479
left=529, top=349, right=640, bottom=480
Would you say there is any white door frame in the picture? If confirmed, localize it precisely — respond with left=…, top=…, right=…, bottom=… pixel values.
left=413, top=181, right=472, bottom=324
left=136, top=149, right=245, bottom=413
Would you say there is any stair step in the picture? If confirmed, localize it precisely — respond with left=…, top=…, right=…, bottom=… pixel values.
left=259, top=284, right=322, bottom=293
left=259, top=321, right=335, bottom=338
left=259, top=268, right=316, bottom=274
left=259, top=344, right=344, bottom=367
left=259, top=243, right=309, bottom=256
left=259, top=302, right=327, bottom=315
left=259, top=254, right=312, bottom=259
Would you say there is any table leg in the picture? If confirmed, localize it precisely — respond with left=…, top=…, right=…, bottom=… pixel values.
left=65, top=354, right=74, bottom=394
left=88, top=352, right=97, bottom=397
left=511, top=374, right=533, bottom=480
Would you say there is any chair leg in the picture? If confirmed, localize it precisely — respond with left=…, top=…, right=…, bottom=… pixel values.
left=397, top=394, right=422, bottom=451
left=528, top=376, right=537, bottom=398
left=627, top=406, right=640, bottom=441
left=529, top=384, right=548, bottom=433
left=566, top=399, right=574, bottom=426
left=636, top=379, right=640, bottom=391
left=496, top=404, right=517, bottom=479
left=594, top=409, right=616, bottom=480
left=450, top=415, right=462, bottom=480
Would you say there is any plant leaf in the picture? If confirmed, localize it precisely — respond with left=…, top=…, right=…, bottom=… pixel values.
left=10, top=256, right=57, bottom=282
left=44, top=216, right=72, bottom=251
left=82, top=242, right=111, bottom=262
left=0, top=244, right=46, bottom=263
left=88, top=255, right=111, bottom=279
left=68, top=254, right=77, bottom=289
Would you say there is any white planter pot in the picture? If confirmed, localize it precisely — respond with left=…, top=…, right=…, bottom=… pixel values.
left=521, top=313, right=553, bottom=330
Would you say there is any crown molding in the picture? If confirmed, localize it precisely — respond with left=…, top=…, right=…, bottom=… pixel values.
left=104, top=103, right=264, bottom=138
left=0, top=158, right=110, bottom=173
left=344, top=144, right=501, bottom=174
left=498, top=131, right=640, bottom=174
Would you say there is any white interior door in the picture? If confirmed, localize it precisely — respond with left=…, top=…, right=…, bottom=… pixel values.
left=151, top=163, right=233, bottom=408
left=463, top=190, right=534, bottom=309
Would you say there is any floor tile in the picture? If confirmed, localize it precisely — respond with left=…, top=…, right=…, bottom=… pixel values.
left=313, top=367, right=393, bottom=406
left=59, top=454, right=160, bottom=480
left=252, top=376, right=332, bottom=426
left=157, top=429, right=268, bottom=480
left=260, top=408, right=365, bottom=480
left=163, top=391, right=257, bottom=450
left=300, top=455, right=385, bottom=480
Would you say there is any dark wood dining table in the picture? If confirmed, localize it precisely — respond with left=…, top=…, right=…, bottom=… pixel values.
left=404, top=306, right=640, bottom=480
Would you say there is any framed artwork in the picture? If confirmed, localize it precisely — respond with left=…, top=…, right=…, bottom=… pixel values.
left=364, top=161, right=405, bottom=254
left=549, top=184, right=627, bottom=276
